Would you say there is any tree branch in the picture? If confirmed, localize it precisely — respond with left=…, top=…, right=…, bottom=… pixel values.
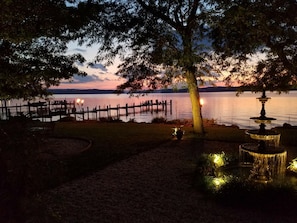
left=136, top=0, right=180, bottom=30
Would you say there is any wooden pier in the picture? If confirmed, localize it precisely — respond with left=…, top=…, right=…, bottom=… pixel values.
left=0, top=99, right=172, bottom=122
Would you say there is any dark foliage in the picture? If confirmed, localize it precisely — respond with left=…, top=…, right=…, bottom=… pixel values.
left=194, top=152, right=297, bottom=215
left=0, top=0, right=102, bottom=99
left=211, top=0, right=297, bottom=91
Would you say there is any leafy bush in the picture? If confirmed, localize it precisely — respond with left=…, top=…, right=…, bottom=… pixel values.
left=194, top=152, right=297, bottom=213
left=99, top=117, right=122, bottom=122
left=151, top=117, right=167, bottom=123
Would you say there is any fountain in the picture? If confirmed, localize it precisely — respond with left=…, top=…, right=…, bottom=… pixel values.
left=239, top=88, right=287, bottom=183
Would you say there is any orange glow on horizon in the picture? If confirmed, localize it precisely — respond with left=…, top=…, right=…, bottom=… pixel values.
left=52, top=79, right=124, bottom=90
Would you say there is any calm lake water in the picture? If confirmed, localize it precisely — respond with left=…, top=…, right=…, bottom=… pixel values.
left=52, top=91, right=297, bottom=129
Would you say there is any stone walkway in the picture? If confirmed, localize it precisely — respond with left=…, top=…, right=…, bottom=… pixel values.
left=38, top=140, right=297, bottom=223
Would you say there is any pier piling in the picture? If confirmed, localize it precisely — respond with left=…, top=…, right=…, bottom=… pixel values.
left=0, top=99, right=172, bottom=122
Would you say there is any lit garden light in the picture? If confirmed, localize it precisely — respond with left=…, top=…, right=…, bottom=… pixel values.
left=199, top=98, right=204, bottom=107
left=213, top=153, right=226, bottom=168
left=212, top=176, right=229, bottom=189
left=287, top=158, right=297, bottom=173
left=76, top=98, right=85, bottom=112
left=76, top=98, right=84, bottom=106
left=172, top=126, right=184, bottom=140
left=76, top=98, right=80, bottom=106
left=209, top=152, right=228, bottom=169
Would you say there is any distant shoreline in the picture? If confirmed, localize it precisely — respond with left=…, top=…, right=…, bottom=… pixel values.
left=48, top=87, right=240, bottom=94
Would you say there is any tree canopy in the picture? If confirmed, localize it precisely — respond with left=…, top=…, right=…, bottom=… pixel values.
left=210, top=0, right=297, bottom=92
left=77, top=0, right=214, bottom=92
left=0, top=0, right=100, bottom=99
left=1, top=0, right=296, bottom=133
left=72, top=0, right=296, bottom=133
left=75, top=0, right=220, bottom=133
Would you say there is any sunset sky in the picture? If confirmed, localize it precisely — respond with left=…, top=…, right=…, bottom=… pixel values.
left=55, top=42, right=229, bottom=90
left=54, top=42, right=126, bottom=90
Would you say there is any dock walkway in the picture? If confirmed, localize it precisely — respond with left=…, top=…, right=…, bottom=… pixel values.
left=0, top=99, right=172, bottom=122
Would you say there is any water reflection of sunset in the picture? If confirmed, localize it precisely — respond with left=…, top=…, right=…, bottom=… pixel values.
left=51, top=91, right=297, bottom=129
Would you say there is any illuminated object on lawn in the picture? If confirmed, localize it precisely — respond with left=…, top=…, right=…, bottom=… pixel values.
left=213, top=177, right=227, bottom=188
left=239, top=87, right=287, bottom=183
left=212, top=152, right=226, bottom=168
left=172, top=125, right=184, bottom=140
left=287, top=158, right=297, bottom=173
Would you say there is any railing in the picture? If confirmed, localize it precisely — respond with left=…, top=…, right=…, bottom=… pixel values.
left=0, top=99, right=173, bottom=122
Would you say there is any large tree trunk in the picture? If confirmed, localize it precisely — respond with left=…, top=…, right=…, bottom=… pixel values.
left=186, top=70, right=204, bottom=134
left=182, top=30, right=204, bottom=134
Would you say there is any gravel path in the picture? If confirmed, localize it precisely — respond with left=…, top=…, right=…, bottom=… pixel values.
left=39, top=140, right=297, bottom=223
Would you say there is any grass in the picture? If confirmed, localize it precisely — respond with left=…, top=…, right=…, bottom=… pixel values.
left=2, top=120, right=297, bottom=194
left=48, top=121, right=297, bottom=187
left=41, top=122, right=297, bottom=221
left=53, top=121, right=173, bottom=149
left=1, top=120, right=297, bottom=222
left=204, top=125, right=247, bottom=142
left=274, top=126, right=297, bottom=146
left=51, top=121, right=176, bottom=181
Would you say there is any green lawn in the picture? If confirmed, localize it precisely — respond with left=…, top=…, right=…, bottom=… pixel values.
left=50, top=121, right=297, bottom=183
left=1, top=120, right=297, bottom=222
left=50, top=121, right=183, bottom=184
left=2, top=120, right=297, bottom=200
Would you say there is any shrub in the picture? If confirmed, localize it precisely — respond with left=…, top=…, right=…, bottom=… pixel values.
left=194, top=152, right=297, bottom=213
left=151, top=117, right=167, bottom=123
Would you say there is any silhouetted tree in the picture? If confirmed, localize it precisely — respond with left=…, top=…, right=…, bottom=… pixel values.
left=76, top=0, right=222, bottom=134
left=0, top=0, right=100, bottom=99
left=210, top=0, right=297, bottom=92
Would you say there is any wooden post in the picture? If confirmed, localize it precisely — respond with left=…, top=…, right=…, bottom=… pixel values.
left=150, top=100, right=153, bottom=112
left=150, top=100, right=153, bottom=113
left=95, top=107, right=98, bottom=121
left=60, top=103, right=62, bottom=120
left=14, top=104, right=17, bottom=116
left=117, top=104, right=120, bottom=119
left=6, top=101, right=9, bottom=119
left=28, top=102, right=32, bottom=118
left=170, top=100, right=172, bottom=115
left=87, top=107, right=89, bottom=120
left=73, top=100, right=76, bottom=116
left=63, top=100, right=67, bottom=115
left=48, top=101, right=51, bottom=120
left=125, top=103, right=128, bottom=116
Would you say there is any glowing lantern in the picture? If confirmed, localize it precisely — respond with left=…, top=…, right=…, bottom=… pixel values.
left=76, top=98, right=84, bottom=106
left=200, top=98, right=204, bottom=107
